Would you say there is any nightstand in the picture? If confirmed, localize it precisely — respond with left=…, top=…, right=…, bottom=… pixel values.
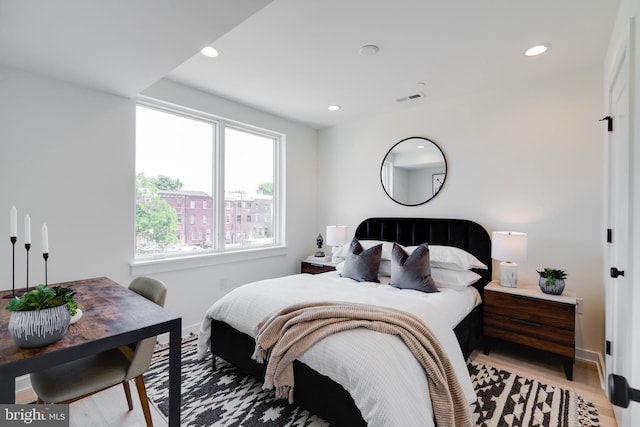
left=483, top=281, right=576, bottom=380
left=301, top=259, right=338, bottom=274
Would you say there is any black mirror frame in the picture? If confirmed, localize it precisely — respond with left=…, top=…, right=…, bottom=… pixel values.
left=380, top=136, right=447, bottom=206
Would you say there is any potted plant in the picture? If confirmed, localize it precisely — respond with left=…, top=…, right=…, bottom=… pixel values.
left=536, top=268, right=567, bottom=295
left=6, top=284, right=78, bottom=348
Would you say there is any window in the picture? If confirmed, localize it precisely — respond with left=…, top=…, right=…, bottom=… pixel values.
left=135, top=101, right=282, bottom=260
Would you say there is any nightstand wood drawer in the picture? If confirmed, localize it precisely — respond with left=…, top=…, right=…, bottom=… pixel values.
left=485, top=289, right=574, bottom=331
left=485, top=312, right=574, bottom=358
left=301, top=261, right=336, bottom=275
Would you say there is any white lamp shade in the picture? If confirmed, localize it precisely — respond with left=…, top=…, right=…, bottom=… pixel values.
left=326, top=225, right=348, bottom=247
left=491, top=231, right=527, bottom=262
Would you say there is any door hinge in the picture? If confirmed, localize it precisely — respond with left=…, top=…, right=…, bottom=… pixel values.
left=607, top=228, right=613, bottom=243
left=600, top=116, right=613, bottom=132
left=611, top=267, right=625, bottom=278
left=606, top=340, right=612, bottom=355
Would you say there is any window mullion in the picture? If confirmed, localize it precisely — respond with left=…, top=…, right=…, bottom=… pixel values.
left=214, top=121, right=225, bottom=251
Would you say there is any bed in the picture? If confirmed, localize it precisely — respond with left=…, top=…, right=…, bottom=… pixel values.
left=198, top=217, right=492, bottom=426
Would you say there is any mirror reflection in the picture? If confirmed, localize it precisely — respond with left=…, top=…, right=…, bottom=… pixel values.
left=380, top=137, right=447, bottom=206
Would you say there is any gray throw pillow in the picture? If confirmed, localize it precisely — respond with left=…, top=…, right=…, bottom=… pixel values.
left=390, top=243, right=439, bottom=293
left=341, top=238, right=382, bottom=283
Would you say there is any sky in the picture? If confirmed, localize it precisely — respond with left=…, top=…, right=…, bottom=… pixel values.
left=136, top=106, right=273, bottom=196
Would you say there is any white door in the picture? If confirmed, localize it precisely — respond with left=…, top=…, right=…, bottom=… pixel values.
left=605, top=32, right=636, bottom=426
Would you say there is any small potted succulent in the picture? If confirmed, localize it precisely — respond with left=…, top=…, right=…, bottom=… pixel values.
left=536, top=268, right=567, bottom=295
left=6, top=284, right=78, bottom=348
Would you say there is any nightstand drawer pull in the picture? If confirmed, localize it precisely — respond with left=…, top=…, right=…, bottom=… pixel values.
left=510, top=318, right=541, bottom=328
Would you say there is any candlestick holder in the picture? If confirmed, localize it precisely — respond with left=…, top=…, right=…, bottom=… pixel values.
left=25, top=243, right=31, bottom=293
left=43, top=253, right=49, bottom=287
left=3, top=236, right=18, bottom=299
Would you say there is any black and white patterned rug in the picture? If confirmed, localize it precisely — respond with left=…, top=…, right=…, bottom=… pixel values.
left=144, top=337, right=600, bottom=426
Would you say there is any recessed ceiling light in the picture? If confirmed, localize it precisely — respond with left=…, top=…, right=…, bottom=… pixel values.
left=359, top=44, right=379, bottom=56
left=201, top=46, right=220, bottom=58
left=328, top=105, right=341, bottom=111
left=524, top=44, right=550, bottom=57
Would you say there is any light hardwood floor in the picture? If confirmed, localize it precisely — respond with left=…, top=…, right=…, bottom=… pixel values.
left=17, top=341, right=618, bottom=426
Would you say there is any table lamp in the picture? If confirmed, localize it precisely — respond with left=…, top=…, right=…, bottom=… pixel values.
left=326, top=225, right=348, bottom=262
left=491, top=231, right=527, bottom=287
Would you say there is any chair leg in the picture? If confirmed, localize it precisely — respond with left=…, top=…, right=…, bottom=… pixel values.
left=134, top=375, right=153, bottom=427
left=122, top=381, right=133, bottom=411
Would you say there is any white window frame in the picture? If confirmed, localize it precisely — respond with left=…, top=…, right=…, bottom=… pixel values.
left=131, top=97, right=286, bottom=276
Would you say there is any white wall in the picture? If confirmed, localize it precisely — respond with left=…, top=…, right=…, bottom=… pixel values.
left=0, top=67, right=318, bottom=333
left=0, top=64, right=135, bottom=287
left=318, top=65, right=605, bottom=357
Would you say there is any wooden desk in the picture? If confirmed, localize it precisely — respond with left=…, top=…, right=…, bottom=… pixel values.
left=0, top=277, right=182, bottom=426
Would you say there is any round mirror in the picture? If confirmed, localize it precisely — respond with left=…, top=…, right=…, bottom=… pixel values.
left=380, top=136, right=447, bottom=206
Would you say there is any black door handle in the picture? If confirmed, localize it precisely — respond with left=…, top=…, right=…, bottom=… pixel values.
left=609, top=374, right=640, bottom=407
left=610, top=267, right=625, bottom=278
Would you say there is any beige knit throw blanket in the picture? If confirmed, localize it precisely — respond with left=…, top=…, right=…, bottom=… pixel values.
left=252, top=301, right=473, bottom=427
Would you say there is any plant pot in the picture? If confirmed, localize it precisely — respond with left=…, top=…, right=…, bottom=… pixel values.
left=539, top=277, right=566, bottom=295
left=8, top=305, right=71, bottom=348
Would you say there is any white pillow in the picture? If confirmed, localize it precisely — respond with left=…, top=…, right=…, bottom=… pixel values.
left=378, top=259, right=392, bottom=277
left=333, top=240, right=394, bottom=262
left=431, top=267, right=482, bottom=291
left=405, top=244, right=487, bottom=271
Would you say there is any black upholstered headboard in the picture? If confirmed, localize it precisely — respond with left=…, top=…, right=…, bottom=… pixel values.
left=354, top=217, right=492, bottom=296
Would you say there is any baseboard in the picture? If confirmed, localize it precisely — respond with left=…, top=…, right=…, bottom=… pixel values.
left=576, top=347, right=606, bottom=389
left=15, top=322, right=203, bottom=395
left=155, top=322, right=201, bottom=345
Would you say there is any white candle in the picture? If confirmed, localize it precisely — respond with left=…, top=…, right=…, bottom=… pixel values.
left=24, top=215, right=31, bottom=244
left=42, top=223, right=49, bottom=253
left=10, top=206, right=17, bottom=237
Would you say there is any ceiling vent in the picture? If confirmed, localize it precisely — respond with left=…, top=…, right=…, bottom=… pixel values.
left=396, top=92, right=425, bottom=103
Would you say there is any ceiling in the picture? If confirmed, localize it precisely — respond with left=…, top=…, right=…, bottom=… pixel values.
left=0, top=0, right=618, bottom=129
left=0, top=0, right=272, bottom=97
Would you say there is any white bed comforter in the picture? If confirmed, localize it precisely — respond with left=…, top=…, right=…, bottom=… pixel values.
left=197, top=272, right=479, bottom=427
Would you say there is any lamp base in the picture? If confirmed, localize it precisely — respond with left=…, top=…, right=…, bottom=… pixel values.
left=499, top=261, right=519, bottom=287
left=331, top=246, right=342, bottom=263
